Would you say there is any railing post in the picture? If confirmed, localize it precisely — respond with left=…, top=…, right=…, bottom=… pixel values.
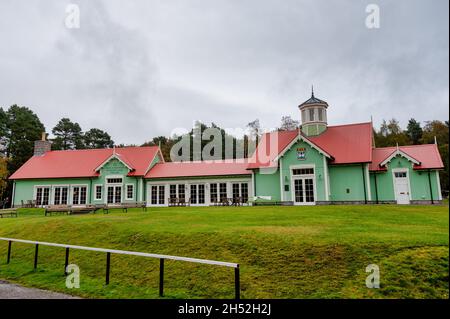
left=34, top=244, right=39, bottom=270
left=105, top=252, right=111, bottom=285
left=159, top=258, right=164, bottom=297
left=64, top=247, right=70, bottom=275
left=6, top=241, right=11, bottom=264
left=235, top=265, right=240, bottom=299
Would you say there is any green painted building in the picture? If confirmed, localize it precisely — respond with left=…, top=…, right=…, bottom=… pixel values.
left=10, top=93, right=444, bottom=207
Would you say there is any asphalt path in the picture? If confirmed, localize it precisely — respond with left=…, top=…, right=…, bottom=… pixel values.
left=0, top=280, right=80, bottom=299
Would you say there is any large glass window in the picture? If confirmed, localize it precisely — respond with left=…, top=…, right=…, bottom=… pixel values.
left=190, top=185, right=197, bottom=204
left=170, top=185, right=177, bottom=200
left=178, top=184, right=185, bottom=201
left=72, top=186, right=87, bottom=205
left=241, top=183, right=249, bottom=202
left=210, top=183, right=218, bottom=203
left=54, top=186, right=68, bottom=205
left=36, top=187, right=50, bottom=206
left=219, top=183, right=227, bottom=202
left=198, top=185, right=205, bottom=204
left=318, top=108, right=323, bottom=121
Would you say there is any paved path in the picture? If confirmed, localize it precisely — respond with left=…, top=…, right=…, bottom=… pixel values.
left=0, top=280, right=80, bottom=299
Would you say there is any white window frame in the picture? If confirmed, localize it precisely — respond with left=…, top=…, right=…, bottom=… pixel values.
left=94, top=184, right=103, bottom=201
left=125, top=184, right=135, bottom=200
left=33, top=185, right=52, bottom=207
left=52, top=185, right=70, bottom=205
left=290, top=164, right=317, bottom=206
left=71, top=184, right=89, bottom=206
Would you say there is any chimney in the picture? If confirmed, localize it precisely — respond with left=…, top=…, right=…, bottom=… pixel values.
left=34, top=132, right=51, bottom=156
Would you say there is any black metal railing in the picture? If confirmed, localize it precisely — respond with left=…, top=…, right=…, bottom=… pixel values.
left=0, top=237, right=240, bottom=299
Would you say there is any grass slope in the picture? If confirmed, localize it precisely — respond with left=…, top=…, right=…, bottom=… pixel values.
left=0, top=204, right=448, bottom=299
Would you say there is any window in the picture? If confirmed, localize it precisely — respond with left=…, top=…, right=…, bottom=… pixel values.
left=72, top=186, right=87, bottom=205
left=219, top=183, right=227, bottom=202
left=106, top=178, right=122, bottom=184
left=210, top=183, right=218, bottom=203
left=126, top=184, right=134, bottom=200
left=170, top=185, right=177, bottom=200
left=198, top=184, right=205, bottom=204
left=302, top=110, right=306, bottom=122
left=318, top=108, right=323, bottom=121
left=178, top=184, right=185, bottom=201
left=151, top=186, right=158, bottom=204
left=395, top=172, right=407, bottom=178
left=190, top=185, right=197, bottom=204
left=309, top=109, right=315, bottom=121
left=232, top=183, right=240, bottom=200
left=36, top=187, right=50, bottom=206
left=293, top=168, right=314, bottom=175
left=95, top=185, right=102, bottom=200
left=158, top=185, right=165, bottom=204
left=241, top=183, right=249, bottom=202
left=54, top=186, right=68, bottom=205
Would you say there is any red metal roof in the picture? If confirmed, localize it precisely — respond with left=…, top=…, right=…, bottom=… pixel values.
left=145, top=160, right=251, bottom=179
left=9, top=146, right=160, bottom=180
left=370, top=144, right=444, bottom=171
left=247, top=122, right=373, bottom=168
left=247, top=130, right=298, bottom=169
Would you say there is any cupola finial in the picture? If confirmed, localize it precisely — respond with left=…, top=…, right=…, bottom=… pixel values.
left=311, top=85, right=314, bottom=98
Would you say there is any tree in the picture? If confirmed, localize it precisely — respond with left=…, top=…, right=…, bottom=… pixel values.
left=406, top=119, right=423, bottom=145
left=279, top=115, right=299, bottom=131
left=420, top=121, right=449, bottom=145
left=374, top=118, right=411, bottom=147
left=246, top=119, right=261, bottom=145
left=51, top=118, right=84, bottom=150
left=83, top=128, right=114, bottom=149
left=0, top=157, right=8, bottom=201
left=0, top=105, right=45, bottom=173
left=0, top=108, right=7, bottom=156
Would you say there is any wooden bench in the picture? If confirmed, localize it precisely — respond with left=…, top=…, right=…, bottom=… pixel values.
left=45, top=205, right=71, bottom=216
left=168, top=198, right=189, bottom=207
left=0, top=208, right=18, bottom=218
left=103, top=202, right=147, bottom=214
left=45, top=205, right=101, bottom=216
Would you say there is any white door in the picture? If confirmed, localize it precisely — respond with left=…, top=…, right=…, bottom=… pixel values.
left=394, top=171, right=410, bottom=204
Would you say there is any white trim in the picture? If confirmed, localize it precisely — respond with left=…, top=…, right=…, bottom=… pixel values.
left=11, top=181, right=16, bottom=208
left=144, top=149, right=165, bottom=176
left=290, top=164, right=316, bottom=206
left=365, top=163, right=372, bottom=201
left=139, top=178, right=143, bottom=202
left=94, top=184, right=103, bottom=201
left=94, top=154, right=134, bottom=172
left=391, top=168, right=412, bottom=204
left=33, top=185, right=52, bottom=206
left=436, top=170, right=442, bottom=200
left=274, top=133, right=332, bottom=162
left=323, top=156, right=329, bottom=201
left=70, top=184, right=89, bottom=206
left=146, top=177, right=252, bottom=207
left=51, top=185, right=70, bottom=205
left=380, top=150, right=421, bottom=167
left=280, top=159, right=284, bottom=201
left=125, top=184, right=135, bottom=200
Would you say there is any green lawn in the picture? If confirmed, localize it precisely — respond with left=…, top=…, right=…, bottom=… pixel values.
left=0, top=204, right=448, bottom=299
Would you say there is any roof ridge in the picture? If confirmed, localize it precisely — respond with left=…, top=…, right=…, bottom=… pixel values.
left=327, top=121, right=372, bottom=128
left=44, top=145, right=158, bottom=154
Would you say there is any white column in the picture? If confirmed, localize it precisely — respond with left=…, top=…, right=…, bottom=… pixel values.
left=365, top=163, right=372, bottom=201
left=323, top=156, right=330, bottom=201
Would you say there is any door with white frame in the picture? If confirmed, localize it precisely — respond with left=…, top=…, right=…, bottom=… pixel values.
left=392, top=169, right=411, bottom=204
left=148, top=184, right=166, bottom=206
left=189, top=184, right=206, bottom=205
left=291, top=166, right=316, bottom=205
left=105, top=177, right=123, bottom=205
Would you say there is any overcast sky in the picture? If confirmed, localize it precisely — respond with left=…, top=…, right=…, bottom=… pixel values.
left=0, top=0, right=448, bottom=144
